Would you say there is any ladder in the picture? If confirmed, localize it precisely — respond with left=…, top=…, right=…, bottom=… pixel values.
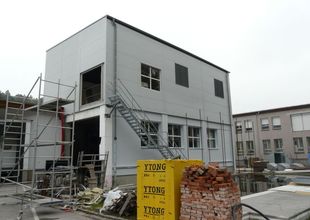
left=108, top=80, right=185, bottom=159
left=0, top=95, right=25, bottom=182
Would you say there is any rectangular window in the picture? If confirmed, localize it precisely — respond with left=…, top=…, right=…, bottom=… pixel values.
left=291, top=113, right=310, bottom=131
left=168, top=124, right=181, bottom=148
left=245, top=120, right=253, bottom=132
left=81, top=66, right=101, bottom=105
left=263, top=139, right=272, bottom=154
left=188, top=127, right=200, bottom=148
left=235, top=121, right=242, bottom=133
left=307, top=137, right=310, bottom=153
left=236, top=141, right=244, bottom=155
left=207, top=129, right=217, bottom=149
left=261, top=118, right=269, bottom=130
left=274, top=139, right=283, bottom=152
left=141, top=63, right=160, bottom=91
left=175, top=63, right=189, bottom=87
left=293, top=137, right=304, bottom=153
left=272, top=117, right=281, bottom=130
left=246, top=141, right=254, bottom=155
left=140, top=121, right=159, bottom=147
left=214, top=79, right=224, bottom=98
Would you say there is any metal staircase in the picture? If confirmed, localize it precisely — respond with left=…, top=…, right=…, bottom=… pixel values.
left=108, top=80, right=185, bottom=159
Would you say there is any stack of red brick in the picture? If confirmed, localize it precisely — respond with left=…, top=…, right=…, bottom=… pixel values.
left=179, top=163, right=242, bottom=220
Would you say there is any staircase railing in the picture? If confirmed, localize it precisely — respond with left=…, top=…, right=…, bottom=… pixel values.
left=109, top=79, right=186, bottom=159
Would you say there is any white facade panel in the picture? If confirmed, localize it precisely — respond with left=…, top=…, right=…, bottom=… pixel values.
left=43, top=16, right=234, bottom=186
left=45, top=18, right=107, bottom=111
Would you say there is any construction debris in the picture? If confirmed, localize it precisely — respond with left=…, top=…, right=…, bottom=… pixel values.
left=75, top=184, right=136, bottom=217
left=100, top=184, right=137, bottom=217
left=77, top=187, right=104, bottom=207
left=179, top=163, right=242, bottom=220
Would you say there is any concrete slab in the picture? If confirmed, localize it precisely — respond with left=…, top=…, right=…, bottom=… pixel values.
left=242, top=189, right=310, bottom=219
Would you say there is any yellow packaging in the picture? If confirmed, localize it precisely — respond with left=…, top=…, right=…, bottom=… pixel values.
left=137, top=159, right=203, bottom=220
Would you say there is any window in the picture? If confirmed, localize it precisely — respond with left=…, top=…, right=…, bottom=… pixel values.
left=235, top=121, right=242, bottom=133
left=207, top=129, right=217, bottom=149
left=236, top=141, right=244, bottom=155
left=141, top=121, right=159, bottom=147
left=307, top=137, right=310, bottom=153
left=261, top=118, right=269, bottom=130
left=245, top=120, right=253, bottom=132
left=291, top=113, right=310, bottom=131
left=274, top=139, right=283, bottom=152
left=175, top=63, right=189, bottom=87
left=262, top=139, right=272, bottom=154
left=272, top=117, right=281, bottom=130
left=141, top=63, right=160, bottom=91
left=214, top=79, right=224, bottom=98
left=246, top=141, right=254, bottom=155
left=168, top=124, right=181, bottom=148
left=188, top=127, right=200, bottom=148
left=293, top=137, right=304, bottom=153
left=81, top=66, right=101, bottom=105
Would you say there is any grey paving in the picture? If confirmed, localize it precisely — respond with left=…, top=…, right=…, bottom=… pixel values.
left=0, top=196, right=109, bottom=220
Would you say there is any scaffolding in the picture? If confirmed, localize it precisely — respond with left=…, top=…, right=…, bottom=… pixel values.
left=0, top=75, right=77, bottom=216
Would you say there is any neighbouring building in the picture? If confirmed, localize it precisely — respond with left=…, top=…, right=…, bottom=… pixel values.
left=233, top=104, right=310, bottom=167
left=43, top=15, right=234, bottom=187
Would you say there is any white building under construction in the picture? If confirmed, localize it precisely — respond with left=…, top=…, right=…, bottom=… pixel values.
left=2, top=15, right=235, bottom=187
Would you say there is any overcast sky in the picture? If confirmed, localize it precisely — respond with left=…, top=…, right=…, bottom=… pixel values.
left=0, top=0, right=309, bottom=114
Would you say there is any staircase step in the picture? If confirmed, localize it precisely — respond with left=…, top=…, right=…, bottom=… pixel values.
left=4, top=137, right=21, bottom=140
left=5, top=131, right=22, bottom=135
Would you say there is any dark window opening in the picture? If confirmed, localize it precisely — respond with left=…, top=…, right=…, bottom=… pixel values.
left=214, top=79, right=224, bottom=98
left=74, top=117, right=100, bottom=165
left=81, top=66, right=101, bottom=105
left=175, top=63, right=189, bottom=87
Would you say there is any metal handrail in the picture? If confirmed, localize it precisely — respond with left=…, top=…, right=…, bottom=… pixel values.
left=109, top=79, right=186, bottom=158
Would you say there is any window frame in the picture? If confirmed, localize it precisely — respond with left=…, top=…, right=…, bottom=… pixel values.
left=168, top=124, right=182, bottom=148
left=274, top=138, right=283, bottom=153
left=207, top=128, right=217, bottom=149
left=246, top=140, right=254, bottom=155
left=262, top=139, right=272, bottom=154
left=293, top=137, right=304, bottom=153
left=141, top=63, right=160, bottom=91
left=261, top=118, right=269, bottom=131
left=236, top=141, right=244, bottom=155
left=235, top=121, right=242, bottom=133
left=307, top=137, right=310, bottom=153
left=272, top=117, right=281, bottom=130
left=291, top=113, right=310, bottom=131
left=188, top=126, right=201, bottom=149
left=140, top=121, right=159, bottom=148
left=245, top=120, right=253, bottom=132
left=80, top=64, right=103, bottom=106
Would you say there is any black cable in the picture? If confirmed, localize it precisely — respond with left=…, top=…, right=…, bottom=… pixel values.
left=232, top=203, right=270, bottom=220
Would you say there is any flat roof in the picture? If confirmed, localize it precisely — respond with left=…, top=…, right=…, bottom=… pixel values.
left=233, top=103, right=310, bottom=118
left=47, top=15, right=229, bottom=74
